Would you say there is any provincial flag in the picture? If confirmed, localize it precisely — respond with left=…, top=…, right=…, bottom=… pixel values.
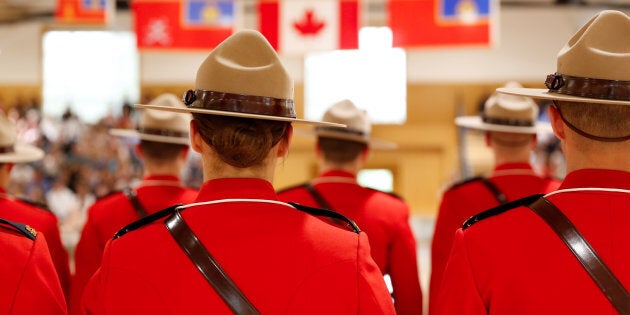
left=259, top=0, right=359, bottom=55
left=133, top=0, right=238, bottom=50
left=388, top=0, right=495, bottom=47
left=55, top=0, right=111, bottom=24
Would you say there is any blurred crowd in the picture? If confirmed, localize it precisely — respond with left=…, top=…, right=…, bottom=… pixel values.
left=4, top=104, right=203, bottom=266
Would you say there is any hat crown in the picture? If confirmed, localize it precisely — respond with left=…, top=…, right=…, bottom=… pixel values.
left=195, top=30, right=293, bottom=100
left=558, top=10, right=630, bottom=81
left=322, top=99, right=371, bottom=135
left=484, top=82, right=538, bottom=123
left=140, top=94, right=190, bottom=133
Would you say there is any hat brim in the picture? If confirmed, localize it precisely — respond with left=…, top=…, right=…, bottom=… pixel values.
left=294, top=128, right=398, bottom=150
left=497, top=87, right=630, bottom=106
left=455, top=116, right=553, bottom=134
left=134, top=104, right=345, bottom=128
left=109, top=128, right=190, bottom=145
left=0, top=144, right=44, bottom=163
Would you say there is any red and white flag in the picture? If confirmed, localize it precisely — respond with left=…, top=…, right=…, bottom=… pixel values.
left=259, top=0, right=359, bottom=55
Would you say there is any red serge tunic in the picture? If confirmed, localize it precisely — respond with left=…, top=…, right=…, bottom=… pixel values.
left=0, top=188, right=71, bottom=302
left=0, top=222, right=67, bottom=315
left=277, top=170, right=422, bottom=315
left=71, top=175, right=198, bottom=314
left=436, top=169, right=630, bottom=314
left=81, top=178, right=395, bottom=315
left=429, top=163, right=560, bottom=314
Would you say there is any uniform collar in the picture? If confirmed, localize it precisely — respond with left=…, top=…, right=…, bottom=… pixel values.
left=319, top=169, right=357, bottom=179
left=137, top=175, right=182, bottom=187
left=195, top=178, right=278, bottom=202
left=559, top=169, right=630, bottom=191
left=493, top=162, right=534, bottom=172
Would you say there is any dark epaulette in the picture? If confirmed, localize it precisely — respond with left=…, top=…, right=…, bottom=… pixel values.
left=113, top=204, right=181, bottom=239
left=447, top=176, right=485, bottom=191
left=0, top=217, right=37, bottom=240
left=365, top=187, right=404, bottom=200
left=462, top=194, right=543, bottom=230
left=288, top=202, right=361, bottom=234
left=95, top=189, right=123, bottom=201
left=16, top=197, right=52, bottom=213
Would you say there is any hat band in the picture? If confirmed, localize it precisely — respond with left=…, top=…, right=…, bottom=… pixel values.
left=183, top=89, right=296, bottom=119
left=0, top=146, right=14, bottom=153
left=137, top=128, right=188, bottom=139
left=481, top=115, right=534, bottom=127
left=316, top=126, right=368, bottom=138
left=545, top=73, right=630, bottom=101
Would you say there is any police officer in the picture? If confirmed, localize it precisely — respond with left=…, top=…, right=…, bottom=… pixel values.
left=437, top=10, right=630, bottom=314
left=71, top=94, right=198, bottom=314
left=429, top=82, right=561, bottom=313
left=0, top=218, right=67, bottom=314
left=81, top=30, right=395, bottom=314
left=0, top=112, right=71, bottom=302
left=277, top=99, right=422, bottom=315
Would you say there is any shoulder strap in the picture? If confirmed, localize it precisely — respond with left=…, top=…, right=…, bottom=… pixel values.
left=0, top=218, right=37, bottom=240
left=303, top=183, right=333, bottom=210
left=114, top=205, right=178, bottom=239
left=289, top=202, right=361, bottom=234
left=165, top=211, right=260, bottom=315
left=123, top=188, right=149, bottom=219
left=479, top=178, right=508, bottom=205
left=528, top=197, right=630, bottom=314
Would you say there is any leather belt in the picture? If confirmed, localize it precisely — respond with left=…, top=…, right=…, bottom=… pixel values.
left=528, top=197, right=630, bottom=314
left=165, top=210, right=260, bottom=315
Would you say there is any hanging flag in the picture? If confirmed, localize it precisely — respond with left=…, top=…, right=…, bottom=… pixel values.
left=55, top=0, right=111, bottom=24
left=388, top=0, right=495, bottom=48
left=133, top=0, right=237, bottom=50
left=259, top=0, right=359, bottom=55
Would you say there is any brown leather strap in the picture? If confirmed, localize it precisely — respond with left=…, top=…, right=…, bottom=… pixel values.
left=304, top=183, right=334, bottom=210
left=479, top=178, right=508, bottom=205
left=528, top=197, right=630, bottom=314
left=165, top=211, right=260, bottom=315
left=123, top=188, right=149, bottom=219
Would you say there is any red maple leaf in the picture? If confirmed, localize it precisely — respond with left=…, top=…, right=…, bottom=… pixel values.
left=293, top=9, right=326, bottom=35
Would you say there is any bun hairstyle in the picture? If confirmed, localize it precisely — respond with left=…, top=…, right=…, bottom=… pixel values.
left=192, top=113, right=289, bottom=168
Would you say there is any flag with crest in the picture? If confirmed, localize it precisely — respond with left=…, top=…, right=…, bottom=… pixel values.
left=133, top=0, right=238, bottom=50
left=259, top=0, right=359, bottom=55
left=388, top=0, right=495, bottom=47
left=55, top=0, right=111, bottom=24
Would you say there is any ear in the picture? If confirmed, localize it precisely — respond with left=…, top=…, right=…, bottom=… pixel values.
left=485, top=132, right=492, bottom=147
left=359, top=146, right=370, bottom=163
left=530, top=133, right=538, bottom=149
left=277, top=125, right=293, bottom=158
left=5, top=163, right=14, bottom=172
left=190, top=120, right=204, bottom=154
left=548, top=105, right=566, bottom=141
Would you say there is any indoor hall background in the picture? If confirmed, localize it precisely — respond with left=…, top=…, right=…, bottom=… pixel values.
left=0, top=1, right=629, bottom=313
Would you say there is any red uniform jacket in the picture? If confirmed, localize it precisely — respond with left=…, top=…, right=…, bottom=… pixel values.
left=436, top=169, right=630, bottom=314
left=71, top=175, right=197, bottom=315
left=277, top=170, right=422, bottom=315
left=0, top=189, right=71, bottom=302
left=82, top=178, right=395, bottom=315
left=0, top=219, right=67, bottom=315
left=429, top=163, right=560, bottom=314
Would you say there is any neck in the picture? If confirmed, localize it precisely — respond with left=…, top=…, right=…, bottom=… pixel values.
left=319, top=159, right=361, bottom=175
left=202, top=149, right=277, bottom=183
left=564, top=140, right=630, bottom=173
left=143, top=161, right=184, bottom=178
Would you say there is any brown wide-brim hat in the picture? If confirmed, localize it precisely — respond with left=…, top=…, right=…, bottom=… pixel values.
left=0, top=114, right=44, bottom=163
left=456, top=82, right=552, bottom=134
left=297, top=99, right=397, bottom=150
left=135, top=30, right=343, bottom=128
left=110, top=93, right=191, bottom=145
left=497, top=10, right=630, bottom=107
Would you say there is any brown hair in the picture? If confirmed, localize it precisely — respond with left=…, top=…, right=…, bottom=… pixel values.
left=139, top=140, right=188, bottom=164
left=318, top=137, right=367, bottom=164
left=192, top=113, right=289, bottom=168
left=554, top=101, right=630, bottom=138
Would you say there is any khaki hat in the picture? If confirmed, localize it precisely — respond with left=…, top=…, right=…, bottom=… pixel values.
left=308, top=99, right=397, bottom=150
left=110, top=93, right=190, bottom=145
left=497, top=10, right=630, bottom=106
left=135, top=30, right=342, bottom=128
left=456, top=82, right=552, bottom=134
left=0, top=113, right=44, bottom=163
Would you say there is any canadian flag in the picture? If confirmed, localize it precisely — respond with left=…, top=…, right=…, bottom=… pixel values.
left=259, top=0, right=359, bottom=55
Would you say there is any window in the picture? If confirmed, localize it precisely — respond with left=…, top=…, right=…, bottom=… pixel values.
left=357, top=168, right=394, bottom=192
